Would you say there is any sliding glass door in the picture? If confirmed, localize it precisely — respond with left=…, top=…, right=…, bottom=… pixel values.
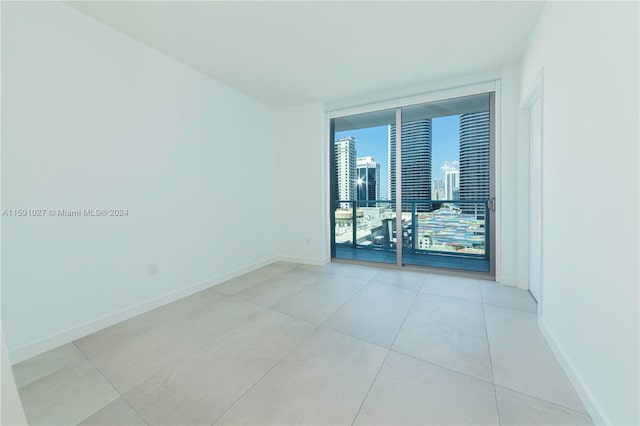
left=330, top=92, right=495, bottom=274
left=331, top=108, right=397, bottom=265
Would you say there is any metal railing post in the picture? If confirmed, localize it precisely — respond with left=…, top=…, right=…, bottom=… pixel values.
left=411, top=201, right=417, bottom=252
left=352, top=201, right=357, bottom=249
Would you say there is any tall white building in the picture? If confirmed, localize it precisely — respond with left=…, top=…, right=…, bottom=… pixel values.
left=445, top=170, right=460, bottom=200
left=335, top=137, right=356, bottom=208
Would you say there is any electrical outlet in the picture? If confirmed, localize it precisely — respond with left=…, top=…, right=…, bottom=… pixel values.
left=148, top=264, right=158, bottom=275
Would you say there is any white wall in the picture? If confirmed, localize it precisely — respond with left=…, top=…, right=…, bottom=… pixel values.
left=1, top=2, right=278, bottom=361
left=521, top=2, right=639, bottom=424
left=274, top=102, right=329, bottom=265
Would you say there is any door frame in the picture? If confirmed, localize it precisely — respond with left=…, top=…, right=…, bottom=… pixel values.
left=519, top=68, right=544, bottom=314
left=328, top=81, right=499, bottom=279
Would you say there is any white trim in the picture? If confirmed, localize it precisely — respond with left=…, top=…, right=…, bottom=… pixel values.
left=8, top=256, right=279, bottom=364
left=328, top=81, right=497, bottom=119
left=538, top=317, right=608, bottom=425
left=520, top=69, right=544, bottom=109
left=493, top=83, right=502, bottom=282
left=325, top=70, right=502, bottom=112
left=519, top=67, right=545, bottom=313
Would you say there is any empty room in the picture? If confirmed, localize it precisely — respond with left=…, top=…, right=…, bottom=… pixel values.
left=1, top=1, right=638, bottom=425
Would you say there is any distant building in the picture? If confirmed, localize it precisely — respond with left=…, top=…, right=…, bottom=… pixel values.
left=389, top=119, right=432, bottom=210
left=432, top=179, right=446, bottom=200
left=459, top=111, right=490, bottom=212
left=445, top=170, right=460, bottom=200
left=356, top=156, right=381, bottom=207
left=334, top=137, right=356, bottom=208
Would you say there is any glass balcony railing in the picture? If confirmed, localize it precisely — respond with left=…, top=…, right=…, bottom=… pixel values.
left=333, top=199, right=490, bottom=271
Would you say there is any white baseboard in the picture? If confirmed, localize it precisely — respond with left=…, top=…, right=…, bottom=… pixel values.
left=538, top=317, right=608, bottom=425
left=276, top=255, right=329, bottom=266
left=9, top=256, right=279, bottom=365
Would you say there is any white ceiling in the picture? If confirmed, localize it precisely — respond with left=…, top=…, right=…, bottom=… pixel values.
left=68, top=1, right=544, bottom=109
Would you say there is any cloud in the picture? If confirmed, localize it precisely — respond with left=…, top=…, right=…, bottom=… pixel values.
left=440, top=160, right=459, bottom=173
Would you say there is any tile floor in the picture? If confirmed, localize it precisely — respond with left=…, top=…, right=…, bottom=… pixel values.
left=13, top=262, right=593, bottom=425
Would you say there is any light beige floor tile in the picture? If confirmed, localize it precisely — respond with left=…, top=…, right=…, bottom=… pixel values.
left=371, top=268, right=428, bottom=290
left=355, top=351, right=499, bottom=425
left=496, top=386, right=592, bottom=425
left=257, top=262, right=296, bottom=275
left=125, top=310, right=314, bottom=426
left=213, top=263, right=292, bottom=295
left=18, top=358, right=119, bottom=426
left=323, top=283, right=416, bottom=347
left=422, top=274, right=483, bottom=302
left=297, top=262, right=344, bottom=273
left=481, top=282, right=537, bottom=312
left=485, top=305, right=586, bottom=413
left=13, top=343, right=85, bottom=389
left=393, top=293, right=492, bottom=380
left=234, top=269, right=322, bottom=307
left=76, top=288, right=226, bottom=353
left=271, top=275, right=367, bottom=324
left=331, top=263, right=380, bottom=281
left=76, top=297, right=265, bottom=393
left=215, top=328, right=387, bottom=425
left=79, top=397, right=147, bottom=426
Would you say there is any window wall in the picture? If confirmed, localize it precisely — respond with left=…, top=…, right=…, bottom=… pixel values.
left=330, top=93, right=495, bottom=274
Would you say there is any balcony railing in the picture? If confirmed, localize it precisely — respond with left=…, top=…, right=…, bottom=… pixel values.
left=334, top=199, right=490, bottom=260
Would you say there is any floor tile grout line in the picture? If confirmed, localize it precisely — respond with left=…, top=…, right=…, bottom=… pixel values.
left=71, top=342, right=149, bottom=426
left=258, top=279, right=383, bottom=358
left=493, top=383, right=593, bottom=418
left=480, top=299, right=502, bottom=426
left=350, top=279, right=423, bottom=426
left=13, top=347, right=85, bottom=392
left=76, top=298, right=270, bottom=424
left=483, top=301, right=538, bottom=314
left=317, top=324, right=393, bottom=352
left=349, top=349, right=392, bottom=426
left=231, top=271, right=330, bottom=308
left=311, top=280, right=377, bottom=328
left=387, top=348, right=496, bottom=386
left=209, top=324, right=321, bottom=426
left=420, top=288, right=484, bottom=305
left=215, top=268, right=296, bottom=296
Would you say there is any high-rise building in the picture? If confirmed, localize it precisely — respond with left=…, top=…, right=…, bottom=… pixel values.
left=459, top=112, right=490, bottom=212
left=356, top=156, right=380, bottom=206
left=334, top=136, right=356, bottom=208
left=445, top=170, right=460, bottom=200
left=432, top=178, right=445, bottom=200
left=388, top=119, right=432, bottom=210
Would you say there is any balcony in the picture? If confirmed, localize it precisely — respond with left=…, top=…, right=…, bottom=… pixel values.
left=333, top=199, right=490, bottom=273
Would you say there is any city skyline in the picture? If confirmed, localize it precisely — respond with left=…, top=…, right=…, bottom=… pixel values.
left=335, top=115, right=461, bottom=201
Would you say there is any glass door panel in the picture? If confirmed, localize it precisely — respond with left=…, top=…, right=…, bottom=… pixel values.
left=400, top=94, right=492, bottom=272
left=331, top=108, right=397, bottom=264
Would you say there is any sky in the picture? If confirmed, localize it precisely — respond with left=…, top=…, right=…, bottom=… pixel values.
left=335, top=115, right=460, bottom=198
